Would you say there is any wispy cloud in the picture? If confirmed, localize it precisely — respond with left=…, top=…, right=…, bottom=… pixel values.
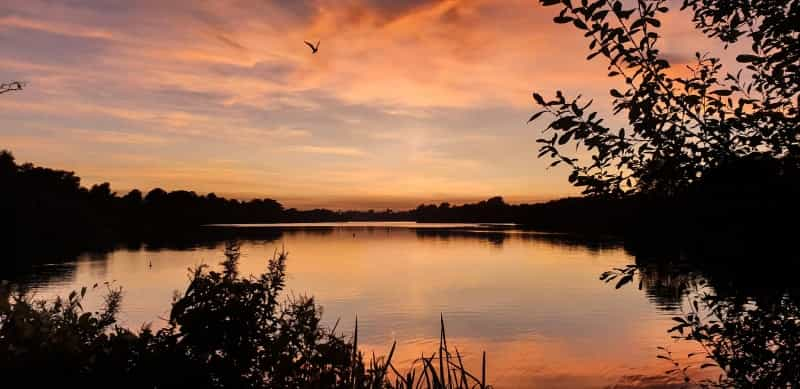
left=0, top=0, right=720, bottom=208
left=0, top=15, right=115, bottom=40
left=70, top=128, right=169, bottom=145
left=289, top=145, right=369, bottom=157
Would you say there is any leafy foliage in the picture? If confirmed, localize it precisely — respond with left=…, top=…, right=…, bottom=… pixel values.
left=531, top=0, right=799, bottom=196
left=0, top=281, right=130, bottom=384
left=0, top=243, right=489, bottom=388
left=154, top=241, right=364, bottom=388
left=682, top=0, right=799, bottom=101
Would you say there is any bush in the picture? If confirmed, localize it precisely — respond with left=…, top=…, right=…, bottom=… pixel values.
left=0, top=242, right=489, bottom=389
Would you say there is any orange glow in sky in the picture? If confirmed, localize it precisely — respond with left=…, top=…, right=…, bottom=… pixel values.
left=0, top=0, right=727, bottom=209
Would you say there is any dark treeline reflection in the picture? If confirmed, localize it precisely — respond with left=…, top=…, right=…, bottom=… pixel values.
left=13, top=226, right=619, bottom=283
left=602, top=246, right=800, bottom=386
left=22, top=222, right=798, bottom=317
left=415, top=229, right=511, bottom=247
left=630, top=244, right=800, bottom=307
left=6, top=226, right=285, bottom=279
left=600, top=235, right=800, bottom=311
left=414, top=228, right=624, bottom=252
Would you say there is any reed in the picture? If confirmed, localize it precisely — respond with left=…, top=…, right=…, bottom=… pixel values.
left=357, top=314, right=491, bottom=389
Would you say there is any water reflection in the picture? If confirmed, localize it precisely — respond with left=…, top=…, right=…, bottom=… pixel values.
left=9, top=224, right=713, bottom=388
left=669, top=290, right=800, bottom=387
left=635, top=261, right=700, bottom=311
left=599, top=243, right=800, bottom=387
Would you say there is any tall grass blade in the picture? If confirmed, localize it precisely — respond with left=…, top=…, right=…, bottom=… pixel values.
left=481, top=351, right=486, bottom=389
left=439, top=313, right=446, bottom=387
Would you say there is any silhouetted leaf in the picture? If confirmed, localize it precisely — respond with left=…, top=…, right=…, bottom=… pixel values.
left=533, top=92, right=546, bottom=105
left=615, top=274, right=633, bottom=289
left=736, top=54, right=760, bottom=63
left=528, top=111, right=546, bottom=123
left=573, top=19, right=588, bottom=29
left=558, top=131, right=573, bottom=145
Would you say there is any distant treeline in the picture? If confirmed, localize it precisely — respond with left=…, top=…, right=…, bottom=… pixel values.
left=0, top=149, right=601, bottom=239
left=1, top=149, right=365, bottom=263
left=3, top=149, right=799, bottom=269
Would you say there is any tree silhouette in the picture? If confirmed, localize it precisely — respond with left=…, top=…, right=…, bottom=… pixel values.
left=530, top=0, right=799, bottom=197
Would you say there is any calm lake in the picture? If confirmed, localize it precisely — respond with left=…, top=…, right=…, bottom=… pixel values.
left=15, top=222, right=704, bottom=388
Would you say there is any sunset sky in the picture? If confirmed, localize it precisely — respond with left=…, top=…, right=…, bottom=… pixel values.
left=0, top=0, right=727, bottom=209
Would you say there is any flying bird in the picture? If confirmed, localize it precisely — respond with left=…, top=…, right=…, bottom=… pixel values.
left=304, top=40, right=320, bottom=54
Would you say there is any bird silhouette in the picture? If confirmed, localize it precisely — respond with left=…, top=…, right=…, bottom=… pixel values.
left=304, top=40, right=320, bottom=54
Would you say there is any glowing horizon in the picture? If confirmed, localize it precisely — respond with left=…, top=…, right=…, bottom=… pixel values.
left=0, top=0, right=727, bottom=209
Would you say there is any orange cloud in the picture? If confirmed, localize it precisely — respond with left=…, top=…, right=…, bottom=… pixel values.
left=0, top=0, right=725, bottom=208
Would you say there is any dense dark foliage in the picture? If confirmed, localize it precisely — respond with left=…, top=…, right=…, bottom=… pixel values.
left=531, top=0, right=798, bottom=197
left=0, top=243, right=490, bottom=389
left=521, top=0, right=800, bottom=262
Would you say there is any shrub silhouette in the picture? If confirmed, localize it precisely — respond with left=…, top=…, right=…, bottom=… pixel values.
left=160, top=242, right=363, bottom=388
left=0, top=243, right=489, bottom=389
left=0, top=282, right=128, bottom=384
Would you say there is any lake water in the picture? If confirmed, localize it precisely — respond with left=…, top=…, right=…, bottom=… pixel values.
left=15, top=222, right=705, bottom=388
